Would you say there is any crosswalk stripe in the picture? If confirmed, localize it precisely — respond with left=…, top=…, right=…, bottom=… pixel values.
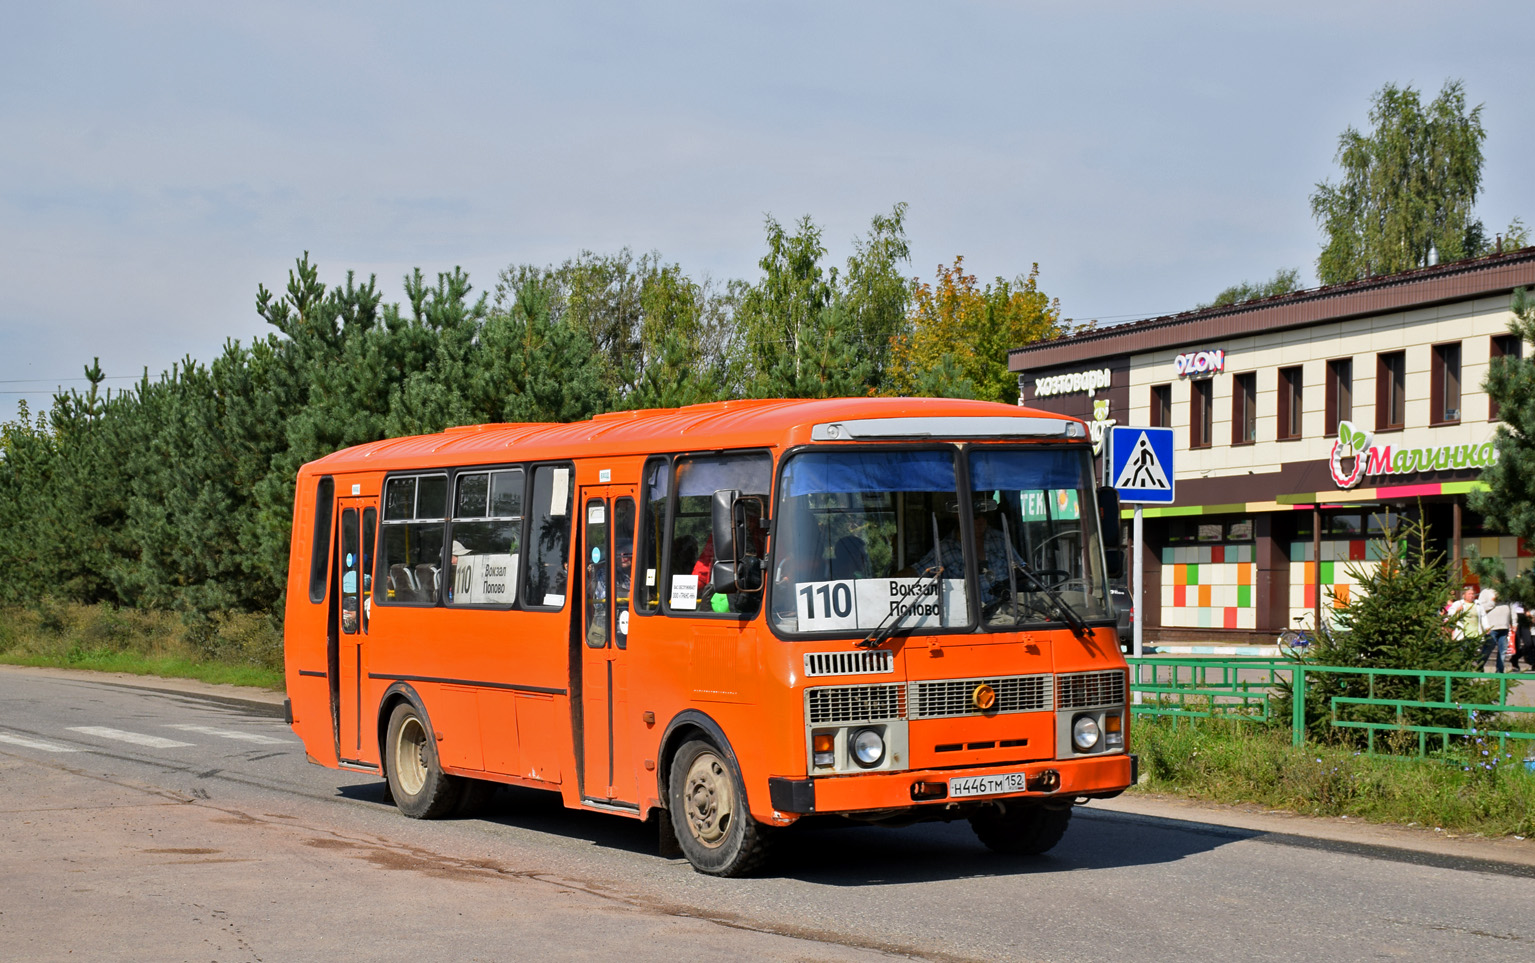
left=164, top=724, right=290, bottom=745
left=0, top=731, right=79, bottom=752
left=67, top=726, right=195, bottom=749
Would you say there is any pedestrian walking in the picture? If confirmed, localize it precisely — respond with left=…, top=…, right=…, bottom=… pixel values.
left=1447, top=585, right=1482, bottom=644
left=1477, top=588, right=1511, bottom=673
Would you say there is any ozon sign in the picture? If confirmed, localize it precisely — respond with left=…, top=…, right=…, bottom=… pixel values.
left=1174, top=350, right=1225, bottom=377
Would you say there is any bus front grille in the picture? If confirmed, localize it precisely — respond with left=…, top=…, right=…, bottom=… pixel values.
left=803, top=650, right=895, bottom=677
left=908, top=674, right=1052, bottom=719
left=806, top=683, right=906, bottom=725
left=1056, top=670, right=1126, bottom=709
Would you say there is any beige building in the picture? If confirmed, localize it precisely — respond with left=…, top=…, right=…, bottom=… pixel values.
left=1010, top=248, right=1535, bottom=644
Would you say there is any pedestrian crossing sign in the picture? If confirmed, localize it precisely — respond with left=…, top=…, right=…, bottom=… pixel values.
left=1109, top=426, right=1175, bottom=503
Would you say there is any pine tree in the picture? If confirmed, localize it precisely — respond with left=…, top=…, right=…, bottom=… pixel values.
left=1469, top=287, right=1535, bottom=603
left=1277, top=515, right=1491, bottom=743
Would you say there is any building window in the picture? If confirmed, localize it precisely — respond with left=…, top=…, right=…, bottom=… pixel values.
left=1325, top=358, right=1352, bottom=435
left=1490, top=334, right=1521, bottom=420
left=1277, top=366, right=1303, bottom=440
left=1190, top=379, right=1212, bottom=448
left=1231, top=372, right=1256, bottom=445
left=1150, top=383, right=1171, bottom=428
left=1430, top=342, right=1461, bottom=425
left=1377, top=351, right=1406, bottom=430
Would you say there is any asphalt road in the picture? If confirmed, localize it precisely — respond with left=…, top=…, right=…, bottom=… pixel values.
left=2, top=665, right=1533, bottom=963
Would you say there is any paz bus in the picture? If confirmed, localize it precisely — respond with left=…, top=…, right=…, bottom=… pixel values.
left=283, top=397, right=1134, bottom=876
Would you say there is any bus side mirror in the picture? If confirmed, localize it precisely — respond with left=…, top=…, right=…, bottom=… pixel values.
left=710, top=490, right=765, bottom=595
left=1097, top=486, right=1124, bottom=580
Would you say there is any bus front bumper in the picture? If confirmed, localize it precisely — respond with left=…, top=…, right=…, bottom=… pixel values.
left=768, top=753, right=1135, bottom=815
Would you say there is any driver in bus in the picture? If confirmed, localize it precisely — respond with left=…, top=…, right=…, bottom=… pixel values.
left=906, top=497, right=1018, bottom=602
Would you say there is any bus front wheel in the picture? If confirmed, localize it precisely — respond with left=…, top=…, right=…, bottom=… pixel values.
left=667, top=739, right=770, bottom=877
left=969, top=802, right=1072, bottom=855
left=385, top=701, right=462, bottom=819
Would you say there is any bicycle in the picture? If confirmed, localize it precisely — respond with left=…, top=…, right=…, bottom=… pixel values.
left=1277, top=614, right=1316, bottom=652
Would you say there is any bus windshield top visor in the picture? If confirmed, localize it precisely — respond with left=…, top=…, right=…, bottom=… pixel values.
left=810, top=417, right=1076, bottom=441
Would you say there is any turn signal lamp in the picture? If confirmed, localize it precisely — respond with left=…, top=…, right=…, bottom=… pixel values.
left=813, top=732, right=835, bottom=768
left=1105, top=712, right=1124, bottom=749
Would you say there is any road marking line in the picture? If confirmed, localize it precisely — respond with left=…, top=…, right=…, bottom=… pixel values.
left=164, top=724, right=290, bottom=745
left=67, top=726, right=195, bottom=749
left=0, top=732, right=79, bottom=752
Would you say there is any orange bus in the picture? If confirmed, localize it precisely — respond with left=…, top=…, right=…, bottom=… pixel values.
left=283, top=397, right=1134, bottom=875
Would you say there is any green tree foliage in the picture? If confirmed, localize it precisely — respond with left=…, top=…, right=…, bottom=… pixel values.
left=1276, top=515, right=1492, bottom=743
left=0, top=207, right=1058, bottom=628
left=1470, top=288, right=1535, bottom=603
left=730, top=206, right=912, bottom=398
left=1200, top=267, right=1303, bottom=309
left=1311, top=80, right=1498, bottom=284
left=886, top=257, right=1062, bottom=403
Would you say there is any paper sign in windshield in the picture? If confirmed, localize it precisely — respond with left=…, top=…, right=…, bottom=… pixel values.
left=795, top=577, right=968, bottom=631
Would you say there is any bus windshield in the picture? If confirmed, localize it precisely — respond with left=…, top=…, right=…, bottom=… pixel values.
left=769, top=446, right=1111, bottom=635
left=967, top=447, right=1113, bottom=628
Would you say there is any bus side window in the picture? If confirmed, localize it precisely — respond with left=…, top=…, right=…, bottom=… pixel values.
left=447, top=468, right=523, bottom=606
left=666, top=452, right=771, bottom=618
left=377, top=474, right=448, bottom=605
left=636, top=457, right=669, bottom=613
left=308, top=477, right=334, bottom=603
left=523, top=465, right=573, bottom=609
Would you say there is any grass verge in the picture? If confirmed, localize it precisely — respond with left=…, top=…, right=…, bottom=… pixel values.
left=0, top=600, right=284, bottom=691
left=1132, top=714, right=1535, bottom=838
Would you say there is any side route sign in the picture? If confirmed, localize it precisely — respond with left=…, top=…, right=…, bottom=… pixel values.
left=1109, top=426, right=1175, bottom=504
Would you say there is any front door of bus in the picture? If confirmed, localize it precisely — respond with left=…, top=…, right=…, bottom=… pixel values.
left=578, top=487, right=638, bottom=806
left=335, top=496, right=376, bottom=764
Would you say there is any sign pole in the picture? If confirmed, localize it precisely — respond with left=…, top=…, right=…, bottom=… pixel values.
left=1132, top=503, right=1144, bottom=704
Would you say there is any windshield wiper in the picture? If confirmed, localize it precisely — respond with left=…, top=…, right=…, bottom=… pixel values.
left=858, top=513, right=944, bottom=650
left=1012, top=563, right=1092, bottom=639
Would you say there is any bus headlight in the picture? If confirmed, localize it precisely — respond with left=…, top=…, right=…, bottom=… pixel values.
left=1072, top=714, right=1101, bottom=753
left=851, top=728, right=885, bottom=768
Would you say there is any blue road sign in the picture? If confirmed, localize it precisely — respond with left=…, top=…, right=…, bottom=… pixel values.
left=1109, top=426, right=1175, bottom=503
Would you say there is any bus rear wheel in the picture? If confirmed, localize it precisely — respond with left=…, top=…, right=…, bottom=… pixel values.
left=385, top=701, right=462, bottom=819
left=667, top=739, right=770, bottom=877
left=969, top=802, right=1072, bottom=855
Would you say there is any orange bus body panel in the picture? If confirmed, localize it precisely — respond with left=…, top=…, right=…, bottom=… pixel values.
left=283, top=398, right=1132, bottom=827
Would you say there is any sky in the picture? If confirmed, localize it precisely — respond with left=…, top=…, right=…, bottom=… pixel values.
left=4, top=1, right=1534, bottom=418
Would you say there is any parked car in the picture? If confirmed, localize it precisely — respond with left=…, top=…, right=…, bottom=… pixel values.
left=1109, top=579, right=1133, bottom=652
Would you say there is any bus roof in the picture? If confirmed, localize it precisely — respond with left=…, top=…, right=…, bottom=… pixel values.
left=301, top=396, right=1085, bottom=476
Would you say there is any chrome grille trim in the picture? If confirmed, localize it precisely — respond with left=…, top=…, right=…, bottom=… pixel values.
left=1057, top=670, right=1126, bottom=709
left=907, top=674, right=1052, bottom=719
left=803, top=650, right=895, bottom=677
left=806, top=683, right=906, bottom=725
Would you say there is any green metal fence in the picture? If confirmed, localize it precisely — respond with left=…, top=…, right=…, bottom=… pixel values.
left=1129, top=656, right=1535, bottom=757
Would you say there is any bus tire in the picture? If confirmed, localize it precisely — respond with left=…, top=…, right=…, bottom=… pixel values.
left=969, top=802, right=1072, bottom=856
left=384, top=701, right=462, bottom=819
left=667, top=739, right=770, bottom=877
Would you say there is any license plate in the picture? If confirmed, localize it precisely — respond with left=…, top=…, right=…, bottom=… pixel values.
left=949, top=771, right=1028, bottom=798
